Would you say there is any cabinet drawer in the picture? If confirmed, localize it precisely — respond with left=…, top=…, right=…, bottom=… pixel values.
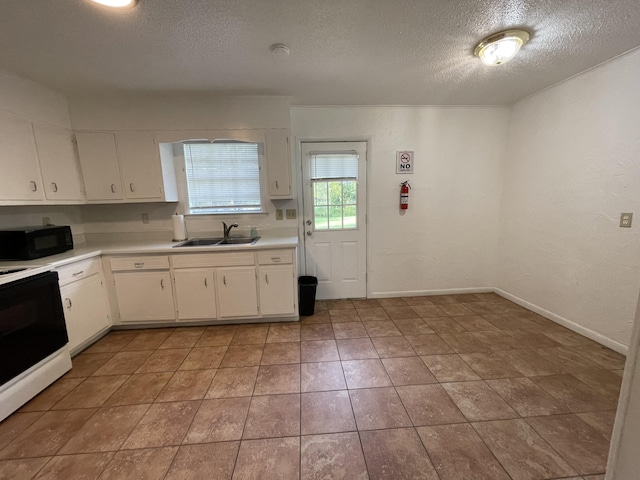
left=172, top=252, right=255, bottom=268
left=57, top=257, right=102, bottom=286
left=257, top=249, right=293, bottom=265
left=110, top=255, right=170, bottom=271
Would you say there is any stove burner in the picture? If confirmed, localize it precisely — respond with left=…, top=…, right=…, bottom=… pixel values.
left=0, top=268, right=27, bottom=276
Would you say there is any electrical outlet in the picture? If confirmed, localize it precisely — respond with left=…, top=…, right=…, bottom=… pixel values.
left=42, top=217, right=50, bottom=226
left=620, top=212, right=633, bottom=228
left=275, top=209, right=283, bottom=220
left=286, top=209, right=297, bottom=220
left=142, top=213, right=149, bottom=224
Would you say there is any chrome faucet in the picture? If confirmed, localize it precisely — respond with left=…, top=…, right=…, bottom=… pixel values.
left=222, top=222, right=238, bottom=239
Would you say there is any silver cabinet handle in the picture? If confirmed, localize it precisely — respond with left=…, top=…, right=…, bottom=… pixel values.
left=306, top=231, right=312, bottom=236
left=271, top=257, right=281, bottom=262
left=204, top=277, right=208, bottom=287
left=275, top=180, right=279, bottom=189
left=306, top=220, right=312, bottom=225
left=30, top=181, right=38, bottom=192
left=223, top=276, right=226, bottom=286
left=65, top=298, right=72, bottom=308
left=111, top=184, right=117, bottom=193
left=134, top=262, right=144, bottom=268
left=130, top=183, right=135, bottom=192
left=160, top=279, right=165, bottom=289
left=265, top=274, right=269, bottom=285
left=52, top=182, right=58, bottom=192
left=72, top=271, right=84, bottom=277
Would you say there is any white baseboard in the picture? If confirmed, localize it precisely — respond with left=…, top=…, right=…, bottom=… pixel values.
left=494, top=288, right=628, bottom=356
left=369, top=287, right=494, bottom=299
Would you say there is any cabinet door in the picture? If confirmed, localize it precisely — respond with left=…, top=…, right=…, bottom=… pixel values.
left=259, top=264, right=296, bottom=316
left=0, top=113, right=44, bottom=201
left=33, top=124, right=83, bottom=201
left=114, top=271, right=175, bottom=322
left=265, top=130, right=292, bottom=198
left=116, top=131, right=163, bottom=200
left=174, top=269, right=217, bottom=320
left=216, top=266, right=258, bottom=318
left=76, top=132, right=123, bottom=201
left=61, top=274, right=111, bottom=354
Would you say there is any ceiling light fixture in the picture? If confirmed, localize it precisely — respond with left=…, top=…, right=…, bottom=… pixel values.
left=474, top=29, right=530, bottom=66
left=89, top=0, right=137, bottom=8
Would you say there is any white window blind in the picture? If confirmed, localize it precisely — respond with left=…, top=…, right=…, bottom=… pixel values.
left=310, top=153, right=358, bottom=180
left=183, top=141, right=263, bottom=214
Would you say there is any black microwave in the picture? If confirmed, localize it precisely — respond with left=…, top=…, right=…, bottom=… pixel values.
left=0, top=225, right=74, bottom=260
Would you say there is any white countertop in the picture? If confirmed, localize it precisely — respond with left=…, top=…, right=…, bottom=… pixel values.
left=0, top=230, right=299, bottom=284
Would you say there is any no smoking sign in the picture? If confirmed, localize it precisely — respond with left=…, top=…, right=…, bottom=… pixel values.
left=396, top=151, right=414, bottom=174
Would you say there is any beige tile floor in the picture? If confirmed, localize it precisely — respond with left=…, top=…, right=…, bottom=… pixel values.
left=0, top=293, right=623, bottom=479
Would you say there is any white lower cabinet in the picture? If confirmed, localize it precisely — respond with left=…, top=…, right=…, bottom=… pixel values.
left=58, top=259, right=111, bottom=355
left=216, top=266, right=259, bottom=318
left=106, top=248, right=296, bottom=325
left=113, top=271, right=175, bottom=322
left=173, top=269, right=217, bottom=321
left=259, top=264, right=296, bottom=316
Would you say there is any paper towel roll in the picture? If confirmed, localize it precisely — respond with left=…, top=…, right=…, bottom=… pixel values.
left=172, top=214, right=187, bottom=241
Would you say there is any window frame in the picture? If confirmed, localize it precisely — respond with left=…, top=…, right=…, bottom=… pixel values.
left=175, top=136, right=268, bottom=217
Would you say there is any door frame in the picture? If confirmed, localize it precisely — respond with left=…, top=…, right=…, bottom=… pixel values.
left=295, top=137, right=372, bottom=299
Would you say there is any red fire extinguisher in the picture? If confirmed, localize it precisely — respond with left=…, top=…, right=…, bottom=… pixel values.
left=400, top=181, right=411, bottom=210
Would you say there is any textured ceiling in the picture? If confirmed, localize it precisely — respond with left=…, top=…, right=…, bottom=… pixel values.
left=1, top=0, right=639, bottom=105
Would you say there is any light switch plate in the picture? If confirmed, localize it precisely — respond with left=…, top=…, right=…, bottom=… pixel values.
left=275, top=209, right=283, bottom=220
left=620, top=212, right=633, bottom=228
left=286, top=209, right=297, bottom=219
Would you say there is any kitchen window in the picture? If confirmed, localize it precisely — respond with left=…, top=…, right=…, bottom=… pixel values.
left=183, top=141, right=266, bottom=214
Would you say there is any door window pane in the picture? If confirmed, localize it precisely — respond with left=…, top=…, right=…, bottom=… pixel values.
left=310, top=153, right=358, bottom=231
left=314, top=206, right=329, bottom=230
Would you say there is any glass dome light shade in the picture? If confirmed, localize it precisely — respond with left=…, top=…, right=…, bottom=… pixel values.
left=474, top=29, right=530, bottom=66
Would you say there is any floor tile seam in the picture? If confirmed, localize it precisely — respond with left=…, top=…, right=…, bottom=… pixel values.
left=57, top=402, right=154, bottom=456
left=115, top=399, right=201, bottom=454
left=39, top=451, right=115, bottom=479
left=482, top=377, right=561, bottom=419
left=392, top=384, right=432, bottom=430
left=522, top=414, right=612, bottom=449
left=521, top=416, right=604, bottom=476
left=466, top=420, right=522, bottom=480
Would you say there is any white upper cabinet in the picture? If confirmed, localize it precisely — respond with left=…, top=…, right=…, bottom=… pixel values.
left=75, top=132, right=123, bottom=201
left=116, top=131, right=165, bottom=200
left=76, top=131, right=177, bottom=203
left=0, top=112, right=44, bottom=201
left=265, top=130, right=293, bottom=199
left=33, top=124, right=83, bottom=202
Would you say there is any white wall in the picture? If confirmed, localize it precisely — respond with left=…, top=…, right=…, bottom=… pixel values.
left=498, top=49, right=640, bottom=351
left=292, top=106, right=509, bottom=297
left=0, top=68, right=71, bottom=128
left=0, top=69, right=85, bottom=237
left=69, top=94, right=290, bottom=131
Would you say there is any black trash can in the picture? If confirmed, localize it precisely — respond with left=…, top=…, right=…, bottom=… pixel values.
left=298, top=276, right=318, bottom=316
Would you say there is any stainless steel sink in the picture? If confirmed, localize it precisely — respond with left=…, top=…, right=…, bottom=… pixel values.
left=217, top=237, right=260, bottom=245
left=174, top=237, right=260, bottom=247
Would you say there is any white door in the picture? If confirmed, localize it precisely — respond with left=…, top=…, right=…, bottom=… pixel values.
left=114, top=271, right=175, bottom=322
left=216, top=266, right=259, bottom=318
left=115, top=131, right=163, bottom=200
left=301, top=142, right=367, bottom=300
left=174, top=269, right=217, bottom=320
left=33, top=124, right=84, bottom=201
left=75, top=132, right=123, bottom=201
left=259, top=264, right=296, bottom=316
